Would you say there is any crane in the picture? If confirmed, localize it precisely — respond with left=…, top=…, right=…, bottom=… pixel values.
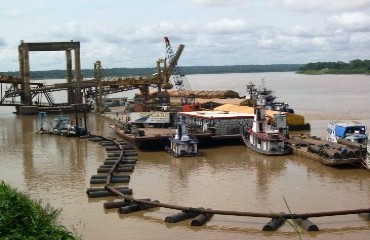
left=164, top=37, right=195, bottom=106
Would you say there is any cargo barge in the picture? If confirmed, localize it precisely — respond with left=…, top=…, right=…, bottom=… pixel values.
left=288, top=135, right=366, bottom=166
left=108, top=124, right=239, bottom=150
left=108, top=110, right=255, bottom=150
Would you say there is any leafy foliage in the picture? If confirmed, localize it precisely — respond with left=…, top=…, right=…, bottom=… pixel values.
left=0, top=181, right=79, bottom=240
left=2, top=64, right=302, bottom=80
left=298, top=59, right=370, bottom=74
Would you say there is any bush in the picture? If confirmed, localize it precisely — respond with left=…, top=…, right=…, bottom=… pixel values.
left=0, top=181, right=79, bottom=240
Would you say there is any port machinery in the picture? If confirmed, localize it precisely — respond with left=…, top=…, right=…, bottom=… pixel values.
left=0, top=38, right=187, bottom=112
left=164, top=36, right=194, bottom=106
left=0, top=75, right=56, bottom=106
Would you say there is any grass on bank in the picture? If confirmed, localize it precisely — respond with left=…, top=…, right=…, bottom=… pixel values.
left=0, top=181, right=80, bottom=240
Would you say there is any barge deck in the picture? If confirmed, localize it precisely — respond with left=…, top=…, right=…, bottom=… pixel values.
left=108, top=124, right=242, bottom=150
left=288, top=135, right=366, bottom=166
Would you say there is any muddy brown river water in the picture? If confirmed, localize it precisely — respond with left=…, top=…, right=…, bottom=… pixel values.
left=1, top=72, right=370, bottom=239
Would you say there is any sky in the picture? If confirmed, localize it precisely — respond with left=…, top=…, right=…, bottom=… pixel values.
left=1, top=0, right=370, bottom=71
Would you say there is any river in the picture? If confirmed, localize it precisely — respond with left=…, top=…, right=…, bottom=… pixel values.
left=1, top=72, right=370, bottom=240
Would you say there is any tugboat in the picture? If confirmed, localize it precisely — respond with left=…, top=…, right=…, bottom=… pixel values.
left=53, top=113, right=71, bottom=135
left=241, top=96, right=292, bottom=156
left=327, top=121, right=367, bottom=144
left=245, top=80, right=294, bottom=113
left=166, top=115, right=199, bottom=157
left=52, top=113, right=87, bottom=136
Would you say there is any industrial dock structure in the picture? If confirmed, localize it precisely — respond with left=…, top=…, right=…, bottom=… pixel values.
left=1, top=38, right=366, bottom=168
left=0, top=38, right=188, bottom=115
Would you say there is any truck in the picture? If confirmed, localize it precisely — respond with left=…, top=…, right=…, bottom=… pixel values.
left=128, top=112, right=176, bottom=128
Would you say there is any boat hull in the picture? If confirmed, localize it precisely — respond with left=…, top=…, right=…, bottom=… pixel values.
left=109, top=124, right=216, bottom=150
left=241, top=134, right=292, bottom=156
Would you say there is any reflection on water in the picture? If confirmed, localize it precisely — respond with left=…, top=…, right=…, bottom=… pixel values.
left=1, top=73, right=370, bottom=239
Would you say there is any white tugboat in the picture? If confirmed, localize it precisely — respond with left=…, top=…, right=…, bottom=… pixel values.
left=166, top=115, right=199, bottom=157
left=245, top=80, right=294, bottom=113
left=241, top=96, right=292, bottom=156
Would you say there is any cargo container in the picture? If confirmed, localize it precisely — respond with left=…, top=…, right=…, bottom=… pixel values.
left=129, top=112, right=176, bottom=128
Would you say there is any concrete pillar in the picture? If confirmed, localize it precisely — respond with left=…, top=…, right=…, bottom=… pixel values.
left=18, top=44, right=24, bottom=79
left=74, top=47, right=82, bottom=104
left=66, top=49, right=73, bottom=103
left=20, top=45, right=31, bottom=105
left=94, top=61, right=103, bottom=113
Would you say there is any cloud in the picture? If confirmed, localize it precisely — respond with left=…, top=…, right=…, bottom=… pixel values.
left=40, top=21, right=90, bottom=42
left=193, top=0, right=248, bottom=7
left=284, top=25, right=326, bottom=38
left=3, top=9, right=22, bottom=17
left=0, top=37, right=6, bottom=46
left=283, top=0, right=370, bottom=12
left=350, top=32, right=370, bottom=45
left=204, top=18, right=249, bottom=34
left=328, top=12, right=370, bottom=32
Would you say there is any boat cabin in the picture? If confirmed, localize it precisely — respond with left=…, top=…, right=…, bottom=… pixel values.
left=166, top=115, right=199, bottom=157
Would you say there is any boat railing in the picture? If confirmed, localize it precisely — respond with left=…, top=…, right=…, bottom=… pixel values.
left=248, top=129, right=287, bottom=141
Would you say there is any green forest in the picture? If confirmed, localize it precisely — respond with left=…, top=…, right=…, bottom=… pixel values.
left=1, top=64, right=302, bottom=80
left=3, top=60, right=369, bottom=79
left=298, top=59, right=370, bottom=74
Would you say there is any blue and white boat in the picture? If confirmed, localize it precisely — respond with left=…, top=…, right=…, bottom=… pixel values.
left=327, top=121, right=368, bottom=144
left=53, top=114, right=71, bottom=135
left=53, top=113, right=87, bottom=137
left=165, top=115, right=199, bottom=157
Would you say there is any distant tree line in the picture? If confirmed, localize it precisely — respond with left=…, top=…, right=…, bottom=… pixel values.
left=298, top=59, right=370, bottom=74
left=1, top=64, right=302, bottom=80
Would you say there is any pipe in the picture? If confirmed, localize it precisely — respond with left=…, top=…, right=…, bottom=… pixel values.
left=105, top=156, right=137, bottom=161
left=99, top=164, right=135, bottom=168
left=87, top=188, right=132, bottom=198
left=100, top=142, right=115, bottom=146
left=97, top=167, right=134, bottom=173
left=86, top=186, right=128, bottom=194
left=104, top=199, right=151, bottom=209
left=90, top=175, right=130, bottom=179
left=104, top=160, right=137, bottom=165
left=308, top=145, right=321, bottom=154
left=165, top=210, right=201, bottom=223
left=359, top=213, right=370, bottom=220
left=106, top=186, right=370, bottom=219
left=86, top=187, right=128, bottom=194
left=295, top=218, right=319, bottom=231
left=105, top=146, right=122, bottom=151
left=191, top=209, right=213, bottom=226
left=119, top=200, right=160, bottom=214
left=262, top=213, right=286, bottom=231
left=337, top=139, right=366, bottom=149
left=90, top=178, right=129, bottom=184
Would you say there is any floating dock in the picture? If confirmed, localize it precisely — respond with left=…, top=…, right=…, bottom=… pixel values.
left=83, top=133, right=370, bottom=231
